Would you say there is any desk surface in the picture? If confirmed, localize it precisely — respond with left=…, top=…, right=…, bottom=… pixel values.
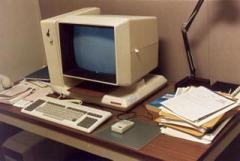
left=0, top=85, right=239, bottom=161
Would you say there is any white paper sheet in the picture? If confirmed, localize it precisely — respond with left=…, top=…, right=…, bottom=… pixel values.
left=162, top=87, right=235, bottom=122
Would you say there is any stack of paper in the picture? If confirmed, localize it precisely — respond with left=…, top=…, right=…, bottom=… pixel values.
left=0, top=81, right=53, bottom=108
left=0, top=84, right=33, bottom=105
left=156, top=86, right=239, bottom=144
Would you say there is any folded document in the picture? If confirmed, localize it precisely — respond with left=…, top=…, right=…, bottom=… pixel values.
left=0, top=84, right=33, bottom=105
left=0, top=81, right=52, bottom=107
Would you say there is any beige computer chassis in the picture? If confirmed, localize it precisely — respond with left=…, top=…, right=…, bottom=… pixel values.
left=101, top=74, right=167, bottom=111
left=41, top=7, right=100, bottom=95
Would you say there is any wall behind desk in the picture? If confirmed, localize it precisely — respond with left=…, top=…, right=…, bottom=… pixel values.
left=39, top=0, right=240, bottom=84
left=0, top=0, right=46, bottom=81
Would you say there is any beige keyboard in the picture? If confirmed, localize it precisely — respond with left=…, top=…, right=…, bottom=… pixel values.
left=21, top=97, right=112, bottom=133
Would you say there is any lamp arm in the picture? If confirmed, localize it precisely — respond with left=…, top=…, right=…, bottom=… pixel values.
left=185, top=0, right=205, bottom=31
left=181, top=0, right=205, bottom=77
left=181, top=27, right=196, bottom=77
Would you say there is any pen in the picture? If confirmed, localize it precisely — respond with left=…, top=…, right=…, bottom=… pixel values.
left=231, top=86, right=240, bottom=97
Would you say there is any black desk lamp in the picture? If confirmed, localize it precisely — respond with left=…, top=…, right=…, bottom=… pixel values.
left=175, top=0, right=210, bottom=89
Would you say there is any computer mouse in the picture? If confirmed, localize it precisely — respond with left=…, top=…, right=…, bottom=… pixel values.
left=111, top=119, right=135, bottom=134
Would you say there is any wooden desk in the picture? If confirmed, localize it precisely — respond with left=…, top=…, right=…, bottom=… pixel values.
left=0, top=85, right=239, bottom=161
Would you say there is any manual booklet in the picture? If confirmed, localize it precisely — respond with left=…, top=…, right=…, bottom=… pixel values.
left=25, top=66, right=49, bottom=82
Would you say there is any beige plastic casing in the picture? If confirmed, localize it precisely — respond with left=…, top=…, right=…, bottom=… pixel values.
left=41, top=7, right=158, bottom=88
left=41, top=7, right=100, bottom=89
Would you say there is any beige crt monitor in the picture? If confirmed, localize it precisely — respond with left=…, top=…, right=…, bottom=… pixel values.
left=41, top=8, right=167, bottom=111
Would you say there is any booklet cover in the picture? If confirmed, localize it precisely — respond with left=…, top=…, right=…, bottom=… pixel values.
left=25, top=66, right=49, bottom=82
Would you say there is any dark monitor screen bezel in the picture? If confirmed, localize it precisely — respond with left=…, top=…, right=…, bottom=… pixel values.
left=59, top=23, right=117, bottom=84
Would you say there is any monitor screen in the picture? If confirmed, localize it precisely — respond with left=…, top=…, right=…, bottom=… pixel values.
left=59, top=24, right=116, bottom=84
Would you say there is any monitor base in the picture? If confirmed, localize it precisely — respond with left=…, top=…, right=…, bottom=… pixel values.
left=69, top=74, right=167, bottom=111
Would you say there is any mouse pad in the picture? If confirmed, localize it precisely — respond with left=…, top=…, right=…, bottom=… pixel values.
left=94, top=118, right=161, bottom=150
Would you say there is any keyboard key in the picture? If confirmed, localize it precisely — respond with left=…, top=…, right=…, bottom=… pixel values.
left=43, top=113, right=64, bottom=121
left=77, top=117, right=97, bottom=129
left=67, top=107, right=87, bottom=114
left=87, top=112, right=103, bottom=118
left=36, top=102, right=84, bottom=121
left=24, top=99, right=45, bottom=111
